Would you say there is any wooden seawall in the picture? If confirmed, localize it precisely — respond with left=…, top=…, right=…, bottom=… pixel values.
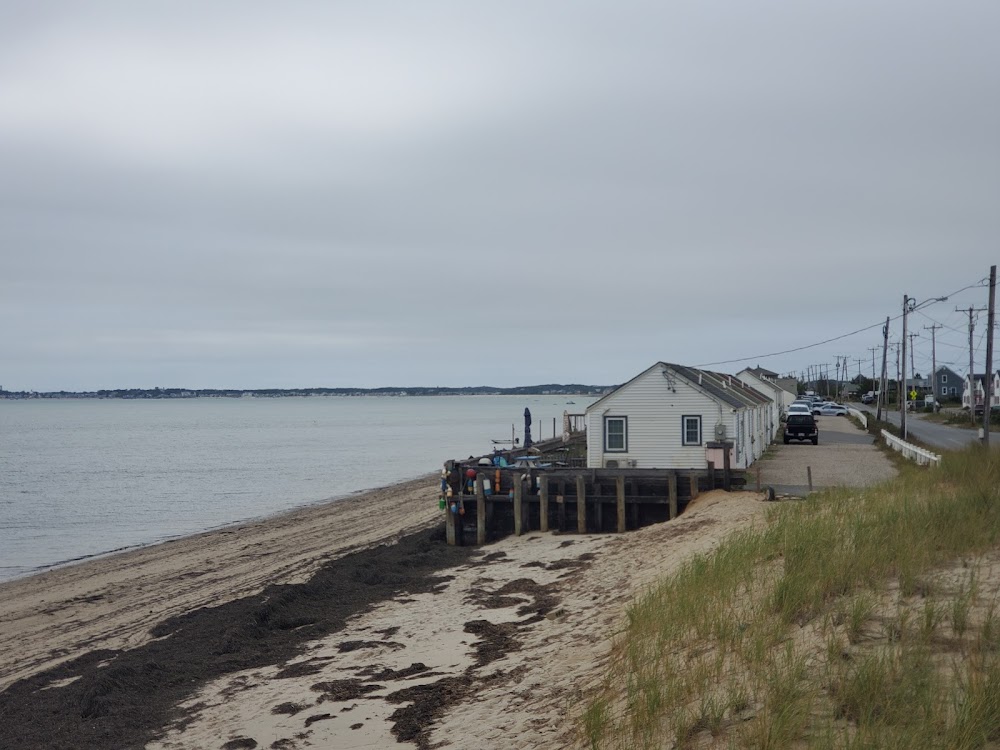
left=442, top=465, right=743, bottom=546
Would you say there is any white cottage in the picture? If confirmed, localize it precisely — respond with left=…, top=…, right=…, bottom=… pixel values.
left=736, top=367, right=797, bottom=440
left=585, top=362, right=773, bottom=471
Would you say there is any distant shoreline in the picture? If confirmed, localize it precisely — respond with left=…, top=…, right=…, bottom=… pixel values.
left=0, top=385, right=612, bottom=400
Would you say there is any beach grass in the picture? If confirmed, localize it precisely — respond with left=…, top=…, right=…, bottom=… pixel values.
left=581, top=445, right=1000, bottom=749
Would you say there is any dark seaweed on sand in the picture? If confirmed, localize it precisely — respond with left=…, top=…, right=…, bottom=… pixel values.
left=0, top=525, right=473, bottom=750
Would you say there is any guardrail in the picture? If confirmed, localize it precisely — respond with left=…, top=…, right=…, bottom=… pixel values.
left=880, top=429, right=942, bottom=467
left=848, top=408, right=868, bottom=429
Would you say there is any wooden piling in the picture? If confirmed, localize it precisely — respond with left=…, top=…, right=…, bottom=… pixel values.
left=476, top=474, right=486, bottom=545
left=445, top=500, right=455, bottom=545
left=557, top=492, right=566, bottom=531
left=576, top=475, right=586, bottom=533
left=807, top=466, right=813, bottom=492
left=723, top=447, right=732, bottom=491
left=594, top=483, right=603, bottom=531
left=514, top=478, right=523, bottom=536
left=707, top=461, right=715, bottom=490
left=616, top=475, right=626, bottom=532
left=539, top=476, right=549, bottom=533
left=690, top=471, right=700, bottom=499
left=668, top=472, right=678, bottom=520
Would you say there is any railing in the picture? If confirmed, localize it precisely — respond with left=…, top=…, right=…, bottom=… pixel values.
left=848, top=407, right=868, bottom=429
left=880, top=429, right=942, bottom=467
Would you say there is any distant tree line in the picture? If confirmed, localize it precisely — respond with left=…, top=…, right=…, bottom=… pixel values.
left=0, top=384, right=612, bottom=399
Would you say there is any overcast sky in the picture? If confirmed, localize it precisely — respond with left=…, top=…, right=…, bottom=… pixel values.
left=1, top=1, right=997, bottom=391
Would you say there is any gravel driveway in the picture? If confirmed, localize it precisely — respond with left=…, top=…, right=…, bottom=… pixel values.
left=756, top=414, right=898, bottom=496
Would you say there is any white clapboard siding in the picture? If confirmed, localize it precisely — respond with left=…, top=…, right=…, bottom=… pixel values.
left=586, top=365, right=745, bottom=469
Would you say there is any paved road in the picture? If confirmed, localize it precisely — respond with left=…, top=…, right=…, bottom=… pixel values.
left=858, top=406, right=984, bottom=451
left=757, top=414, right=897, bottom=497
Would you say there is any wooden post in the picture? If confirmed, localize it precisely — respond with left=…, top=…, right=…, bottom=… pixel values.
left=690, top=472, right=700, bottom=499
left=576, top=475, right=587, bottom=533
left=476, top=474, right=486, bottom=545
left=557, top=481, right=566, bottom=531
left=445, top=500, right=455, bottom=545
left=594, top=482, right=603, bottom=532
left=807, top=466, right=813, bottom=492
left=539, top=475, right=549, bottom=533
left=616, top=475, right=626, bottom=533
left=514, top=477, right=523, bottom=536
left=668, top=472, right=678, bottom=520
left=723, top=445, right=732, bottom=491
left=707, top=460, right=715, bottom=490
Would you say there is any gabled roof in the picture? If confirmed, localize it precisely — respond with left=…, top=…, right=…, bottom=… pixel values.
left=749, top=365, right=780, bottom=379
left=585, top=361, right=771, bottom=414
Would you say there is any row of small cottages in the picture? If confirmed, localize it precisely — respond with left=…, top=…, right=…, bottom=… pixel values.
left=585, top=362, right=798, bottom=472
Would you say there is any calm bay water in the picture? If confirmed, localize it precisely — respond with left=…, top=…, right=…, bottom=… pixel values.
left=0, top=395, right=593, bottom=582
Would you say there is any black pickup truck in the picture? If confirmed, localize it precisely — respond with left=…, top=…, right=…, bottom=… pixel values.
left=784, top=414, right=819, bottom=445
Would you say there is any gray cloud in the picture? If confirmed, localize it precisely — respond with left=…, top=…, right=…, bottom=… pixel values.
left=1, top=0, right=997, bottom=390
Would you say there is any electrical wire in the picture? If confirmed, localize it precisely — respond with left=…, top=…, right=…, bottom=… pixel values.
left=693, top=278, right=988, bottom=369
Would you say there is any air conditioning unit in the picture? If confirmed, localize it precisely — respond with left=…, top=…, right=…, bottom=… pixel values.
left=605, top=459, right=619, bottom=468
left=714, top=423, right=727, bottom=441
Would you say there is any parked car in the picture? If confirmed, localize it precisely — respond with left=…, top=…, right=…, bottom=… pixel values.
left=861, top=392, right=875, bottom=404
left=816, top=403, right=848, bottom=416
left=787, top=404, right=812, bottom=418
left=784, top=414, right=819, bottom=445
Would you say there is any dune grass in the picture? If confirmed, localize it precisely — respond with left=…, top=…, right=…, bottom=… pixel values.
left=582, top=446, right=1000, bottom=749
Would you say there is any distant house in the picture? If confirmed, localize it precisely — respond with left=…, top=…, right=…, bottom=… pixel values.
left=934, top=366, right=962, bottom=400
left=585, top=362, right=773, bottom=472
left=963, top=373, right=988, bottom=410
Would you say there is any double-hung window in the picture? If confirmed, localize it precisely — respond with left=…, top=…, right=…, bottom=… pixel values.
left=604, top=416, right=627, bottom=452
left=682, top=415, right=702, bottom=446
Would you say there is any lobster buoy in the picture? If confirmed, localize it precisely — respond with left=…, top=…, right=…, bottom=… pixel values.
left=483, top=478, right=492, bottom=496
left=450, top=502, right=459, bottom=514
left=465, top=468, right=476, bottom=479
left=438, top=497, right=445, bottom=510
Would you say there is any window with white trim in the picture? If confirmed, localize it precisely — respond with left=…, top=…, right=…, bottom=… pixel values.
left=942, top=374, right=947, bottom=383
left=682, top=415, right=702, bottom=446
left=604, top=417, right=627, bottom=452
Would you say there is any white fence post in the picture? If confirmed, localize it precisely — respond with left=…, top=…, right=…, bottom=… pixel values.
left=880, top=429, right=942, bottom=467
left=848, top=408, right=868, bottom=429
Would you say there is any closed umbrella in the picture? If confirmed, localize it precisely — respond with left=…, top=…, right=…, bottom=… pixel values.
left=524, top=407, right=532, bottom=448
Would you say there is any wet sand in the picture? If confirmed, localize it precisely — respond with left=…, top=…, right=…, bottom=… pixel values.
left=0, top=476, right=770, bottom=749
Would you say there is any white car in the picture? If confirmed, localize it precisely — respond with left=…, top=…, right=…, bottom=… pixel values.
left=787, top=404, right=812, bottom=417
left=816, top=403, right=848, bottom=416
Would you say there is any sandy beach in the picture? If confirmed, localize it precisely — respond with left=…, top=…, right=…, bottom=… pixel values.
left=0, top=475, right=770, bottom=749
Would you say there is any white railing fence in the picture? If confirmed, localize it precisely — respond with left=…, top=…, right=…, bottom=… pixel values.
left=848, top=407, right=868, bottom=429
left=881, top=429, right=942, bottom=467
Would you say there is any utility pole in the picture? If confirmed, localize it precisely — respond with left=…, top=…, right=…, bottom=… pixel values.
left=983, top=265, right=996, bottom=445
left=960, top=305, right=988, bottom=424
left=877, top=317, right=890, bottom=422
left=908, top=333, right=918, bottom=380
left=890, top=344, right=903, bottom=424
left=901, top=294, right=909, bottom=440
left=924, top=324, right=942, bottom=404
left=869, top=346, right=879, bottom=389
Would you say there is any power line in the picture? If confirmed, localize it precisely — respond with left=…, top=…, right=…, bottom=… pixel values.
left=693, top=279, right=985, bottom=369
